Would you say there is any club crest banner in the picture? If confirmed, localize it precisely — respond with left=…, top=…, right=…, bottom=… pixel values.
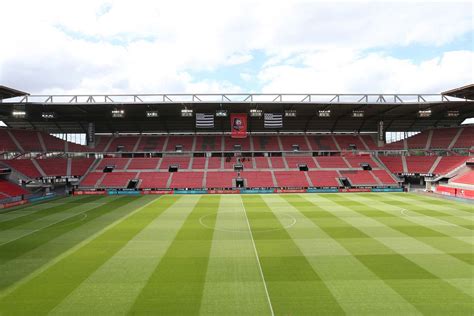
left=230, top=113, right=247, bottom=138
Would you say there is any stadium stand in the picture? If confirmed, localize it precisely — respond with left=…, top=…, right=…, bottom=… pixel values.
left=195, top=136, right=222, bottom=151
left=279, top=136, right=309, bottom=151
left=285, top=156, right=317, bottom=169
left=315, top=156, right=349, bottom=168
left=341, top=170, right=378, bottom=186
left=96, top=158, right=130, bottom=170
left=241, top=171, right=274, bottom=188
left=433, top=156, right=469, bottom=174
left=307, top=170, right=340, bottom=187
left=307, top=135, right=338, bottom=151
left=165, top=136, right=194, bottom=152
left=253, top=136, right=280, bottom=151
left=36, top=158, right=68, bottom=177
left=274, top=171, right=309, bottom=187
left=170, top=172, right=204, bottom=189
left=139, top=172, right=171, bottom=189
left=223, top=136, right=251, bottom=151
left=206, top=172, right=235, bottom=188
left=405, top=156, right=438, bottom=174
left=80, top=172, right=104, bottom=187
left=135, top=136, right=166, bottom=152
left=450, top=169, right=474, bottom=186
left=379, top=156, right=404, bottom=174
left=0, top=179, right=28, bottom=197
left=99, top=172, right=137, bottom=188
left=70, top=158, right=95, bottom=176
left=127, top=158, right=161, bottom=170
left=334, top=135, right=367, bottom=150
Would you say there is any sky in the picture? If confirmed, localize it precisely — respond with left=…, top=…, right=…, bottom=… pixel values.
left=0, top=0, right=472, bottom=97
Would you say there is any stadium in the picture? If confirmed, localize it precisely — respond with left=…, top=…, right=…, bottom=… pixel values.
left=0, top=83, right=472, bottom=314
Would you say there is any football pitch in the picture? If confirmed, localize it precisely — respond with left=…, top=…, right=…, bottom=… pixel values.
left=0, top=193, right=472, bottom=315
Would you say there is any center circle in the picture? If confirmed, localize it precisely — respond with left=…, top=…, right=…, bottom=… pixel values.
left=199, top=211, right=296, bottom=233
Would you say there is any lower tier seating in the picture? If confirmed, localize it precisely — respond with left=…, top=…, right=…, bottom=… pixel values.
left=0, top=179, right=29, bottom=197
left=170, top=172, right=204, bottom=189
left=241, top=171, right=274, bottom=188
left=450, top=169, right=474, bottom=186
left=274, top=171, right=309, bottom=187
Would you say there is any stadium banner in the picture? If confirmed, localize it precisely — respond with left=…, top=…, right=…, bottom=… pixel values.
left=339, top=188, right=372, bottom=193
left=307, top=188, right=339, bottom=193
left=371, top=188, right=404, bottom=192
left=456, top=188, right=474, bottom=199
left=28, top=193, right=57, bottom=203
left=196, top=113, right=214, bottom=128
left=230, top=113, right=248, bottom=138
left=208, top=189, right=240, bottom=194
left=240, top=189, right=275, bottom=194
left=264, top=113, right=283, bottom=128
left=0, top=199, right=28, bottom=209
left=275, top=189, right=306, bottom=193
left=74, top=190, right=106, bottom=195
left=141, top=190, right=173, bottom=195
left=174, top=189, right=208, bottom=194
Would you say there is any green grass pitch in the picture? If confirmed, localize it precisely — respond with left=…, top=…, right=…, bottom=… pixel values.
left=0, top=193, right=472, bottom=315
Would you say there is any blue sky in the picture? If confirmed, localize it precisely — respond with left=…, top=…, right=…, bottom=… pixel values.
left=0, top=0, right=472, bottom=96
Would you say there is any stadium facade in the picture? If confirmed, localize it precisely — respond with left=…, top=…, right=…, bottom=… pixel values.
left=0, top=84, right=473, bottom=208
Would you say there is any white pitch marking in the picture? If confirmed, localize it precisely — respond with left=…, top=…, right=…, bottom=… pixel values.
left=240, top=196, right=275, bottom=316
left=0, top=208, right=94, bottom=247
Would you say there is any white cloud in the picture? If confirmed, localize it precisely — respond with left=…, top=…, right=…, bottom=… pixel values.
left=0, top=0, right=472, bottom=94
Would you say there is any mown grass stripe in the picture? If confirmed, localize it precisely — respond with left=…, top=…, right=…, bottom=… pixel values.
left=0, top=196, right=102, bottom=230
left=266, top=194, right=420, bottom=315
left=0, top=198, right=69, bottom=223
left=305, top=194, right=473, bottom=314
left=0, top=196, right=137, bottom=265
left=401, top=193, right=474, bottom=213
left=339, top=194, right=473, bottom=261
left=242, top=195, right=345, bottom=315
left=0, top=195, right=174, bottom=315
left=129, top=195, right=220, bottom=315
left=199, top=195, right=272, bottom=316
left=49, top=195, right=199, bottom=315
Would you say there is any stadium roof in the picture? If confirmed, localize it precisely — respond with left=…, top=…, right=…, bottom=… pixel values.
left=0, top=85, right=29, bottom=100
left=0, top=92, right=473, bottom=134
left=442, top=84, right=474, bottom=100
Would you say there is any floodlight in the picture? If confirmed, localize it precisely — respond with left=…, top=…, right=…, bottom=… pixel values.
left=111, top=109, right=125, bottom=118
left=42, top=112, right=56, bottom=119
left=146, top=111, right=159, bottom=118
left=216, top=109, right=228, bottom=117
left=181, top=108, right=193, bottom=117
left=318, top=110, right=331, bottom=117
left=12, top=110, right=26, bottom=118
left=352, top=110, right=364, bottom=118
left=249, top=109, right=262, bottom=117
left=418, top=110, right=431, bottom=118
left=284, top=110, right=296, bottom=117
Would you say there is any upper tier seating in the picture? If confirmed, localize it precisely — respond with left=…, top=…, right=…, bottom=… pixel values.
left=36, top=158, right=67, bottom=177
left=253, top=136, right=280, bottom=151
left=241, top=171, right=274, bottom=188
left=139, top=172, right=170, bottom=188
left=430, top=128, right=460, bottom=149
left=405, top=156, right=437, bottom=174
left=315, top=156, right=349, bottom=168
left=223, top=137, right=251, bottom=151
left=406, top=132, right=429, bottom=149
left=0, top=179, right=29, bottom=197
left=71, top=158, right=95, bottom=176
left=127, top=158, right=161, bottom=170
left=170, top=172, right=204, bottom=189
left=107, top=136, right=140, bottom=152
left=94, top=136, right=113, bottom=152
left=307, top=135, right=338, bottom=151
left=307, top=170, right=340, bottom=187
left=195, top=136, right=222, bottom=151
left=433, top=156, right=469, bottom=175
left=0, top=129, right=18, bottom=152
left=453, top=126, right=474, bottom=149
left=11, top=130, right=43, bottom=151
left=379, top=156, right=404, bottom=174
left=165, top=136, right=194, bottom=152
left=360, top=135, right=378, bottom=150
left=135, top=136, right=166, bottom=152
left=334, top=135, right=367, bottom=151
left=274, top=171, right=309, bottom=187
left=279, top=136, right=309, bottom=151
